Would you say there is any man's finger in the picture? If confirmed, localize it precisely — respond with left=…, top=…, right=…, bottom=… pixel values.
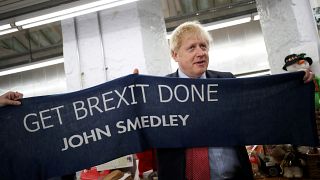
left=133, top=68, right=139, bottom=74
left=303, top=70, right=314, bottom=83
left=4, top=99, right=21, bottom=106
left=13, top=92, right=23, bottom=100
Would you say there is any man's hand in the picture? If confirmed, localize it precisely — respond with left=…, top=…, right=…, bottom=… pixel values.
left=133, top=68, right=139, bottom=74
left=303, top=69, right=314, bottom=83
left=0, top=91, right=23, bottom=106
left=316, top=109, right=320, bottom=120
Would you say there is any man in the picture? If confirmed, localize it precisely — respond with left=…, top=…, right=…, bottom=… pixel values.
left=156, top=21, right=252, bottom=180
left=0, top=91, right=23, bottom=106
left=156, top=21, right=314, bottom=180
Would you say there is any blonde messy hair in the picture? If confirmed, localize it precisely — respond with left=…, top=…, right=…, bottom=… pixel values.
left=169, top=21, right=212, bottom=54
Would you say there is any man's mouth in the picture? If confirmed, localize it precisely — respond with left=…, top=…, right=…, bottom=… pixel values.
left=194, top=60, right=206, bottom=65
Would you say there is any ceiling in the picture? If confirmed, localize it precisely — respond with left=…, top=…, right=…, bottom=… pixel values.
left=0, top=21, right=63, bottom=69
left=0, top=0, right=79, bottom=21
left=163, top=0, right=256, bottom=31
left=0, top=0, right=257, bottom=70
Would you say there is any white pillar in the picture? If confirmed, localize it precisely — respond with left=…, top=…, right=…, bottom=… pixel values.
left=62, top=0, right=171, bottom=91
left=256, top=0, right=320, bottom=75
left=62, top=13, right=107, bottom=91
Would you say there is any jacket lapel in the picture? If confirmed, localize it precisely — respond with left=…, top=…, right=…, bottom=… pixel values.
left=206, top=71, right=218, bottom=78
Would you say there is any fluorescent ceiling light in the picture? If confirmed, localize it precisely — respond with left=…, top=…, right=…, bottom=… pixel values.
left=166, top=14, right=260, bottom=39
left=204, top=17, right=251, bottom=31
left=0, top=27, right=18, bottom=36
left=16, top=0, right=119, bottom=26
left=0, top=24, right=11, bottom=31
left=0, top=57, right=64, bottom=76
left=166, top=32, right=172, bottom=40
left=17, top=0, right=139, bottom=29
left=237, top=70, right=271, bottom=78
left=253, top=14, right=260, bottom=21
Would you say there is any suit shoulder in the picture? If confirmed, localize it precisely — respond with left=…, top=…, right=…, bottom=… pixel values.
left=207, top=70, right=234, bottom=78
left=166, top=72, right=178, bottom=77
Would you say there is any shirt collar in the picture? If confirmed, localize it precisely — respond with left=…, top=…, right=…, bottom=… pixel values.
left=178, top=69, right=206, bottom=79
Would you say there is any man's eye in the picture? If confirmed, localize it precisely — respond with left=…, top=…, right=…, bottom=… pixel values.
left=200, top=45, right=207, bottom=50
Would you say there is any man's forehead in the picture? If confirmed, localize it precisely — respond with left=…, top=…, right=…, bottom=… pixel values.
left=182, top=33, right=207, bottom=42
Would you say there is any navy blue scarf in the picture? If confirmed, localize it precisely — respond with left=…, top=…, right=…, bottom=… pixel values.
left=0, top=72, right=317, bottom=179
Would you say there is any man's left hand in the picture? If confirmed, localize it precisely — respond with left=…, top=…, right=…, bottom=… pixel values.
left=303, top=69, right=314, bottom=83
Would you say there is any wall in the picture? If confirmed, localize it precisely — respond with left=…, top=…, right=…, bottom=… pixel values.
left=0, top=63, right=66, bottom=97
left=0, top=20, right=270, bottom=97
left=171, top=20, right=270, bottom=76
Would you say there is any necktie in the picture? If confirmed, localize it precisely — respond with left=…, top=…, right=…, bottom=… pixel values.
left=185, top=147, right=210, bottom=180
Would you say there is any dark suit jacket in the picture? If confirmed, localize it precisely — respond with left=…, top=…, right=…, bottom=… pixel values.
left=156, top=70, right=254, bottom=180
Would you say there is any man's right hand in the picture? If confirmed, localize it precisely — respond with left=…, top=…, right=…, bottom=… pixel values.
left=133, top=68, right=139, bottom=74
left=0, top=91, right=23, bottom=106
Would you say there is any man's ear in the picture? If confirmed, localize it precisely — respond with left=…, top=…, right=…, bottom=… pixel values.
left=171, top=50, right=179, bottom=62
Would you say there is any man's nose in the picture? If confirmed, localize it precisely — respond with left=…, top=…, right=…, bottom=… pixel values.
left=195, top=46, right=206, bottom=56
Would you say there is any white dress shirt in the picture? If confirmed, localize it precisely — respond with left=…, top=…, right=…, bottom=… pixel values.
left=178, top=69, right=241, bottom=180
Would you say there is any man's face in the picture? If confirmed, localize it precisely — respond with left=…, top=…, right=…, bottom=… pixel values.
left=172, top=34, right=209, bottom=78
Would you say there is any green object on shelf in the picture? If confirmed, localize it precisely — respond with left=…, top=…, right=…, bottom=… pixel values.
left=315, top=76, right=320, bottom=108
left=315, top=92, right=320, bottom=108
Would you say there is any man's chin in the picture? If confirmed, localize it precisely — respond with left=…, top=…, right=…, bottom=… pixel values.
left=193, top=69, right=207, bottom=76
left=195, top=66, right=207, bottom=72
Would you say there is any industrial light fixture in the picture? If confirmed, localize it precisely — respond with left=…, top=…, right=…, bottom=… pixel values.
left=203, top=13, right=260, bottom=31
left=253, top=14, right=260, bottom=21
left=0, top=27, right=18, bottom=36
left=0, top=57, right=64, bottom=76
left=16, top=0, right=139, bottom=29
left=0, top=24, right=11, bottom=31
left=204, top=17, right=251, bottom=31
left=16, top=0, right=120, bottom=26
left=0, top=22, right=17, bottom=35
left=166, top=13, right=261, bottom=39
left=237, top=70, right=271, bottom=78
left=0, top=0, right=139, bottom=36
